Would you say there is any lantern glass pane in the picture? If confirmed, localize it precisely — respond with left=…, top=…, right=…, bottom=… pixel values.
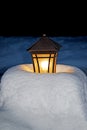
left=49, top=57, right=53, bottom=73
left=32, top=53, right=57, bottom=73
left=39, top=58, right=49, bottom=73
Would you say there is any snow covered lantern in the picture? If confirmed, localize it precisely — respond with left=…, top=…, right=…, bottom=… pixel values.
left=27, top=34, right=62, bottom=73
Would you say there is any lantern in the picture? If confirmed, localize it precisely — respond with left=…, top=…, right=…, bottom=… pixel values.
left=27, top=34, right=62, bottom=73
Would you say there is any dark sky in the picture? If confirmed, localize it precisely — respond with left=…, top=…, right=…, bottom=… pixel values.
left=0, top=4, right=87, bottom=37
left=0, top=24, right=87, bottom=37
left=0, top=27, right=87, bottom=37
left=0, top=16, right=87, bottom=37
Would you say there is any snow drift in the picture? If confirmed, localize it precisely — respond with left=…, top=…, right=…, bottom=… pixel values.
left=0, top=64, right=87, bottom=130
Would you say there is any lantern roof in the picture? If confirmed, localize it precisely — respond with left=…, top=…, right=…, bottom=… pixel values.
left=27, top=34, right=62, bottom=53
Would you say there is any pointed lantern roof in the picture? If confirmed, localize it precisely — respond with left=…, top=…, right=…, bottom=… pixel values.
left=27, top=34, right=62, bottom=53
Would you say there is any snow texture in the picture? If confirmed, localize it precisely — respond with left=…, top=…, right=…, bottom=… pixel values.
left=0, top=64, right=87, bottom=130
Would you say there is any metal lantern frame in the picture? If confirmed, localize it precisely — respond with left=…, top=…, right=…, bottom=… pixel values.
left=31, top=51, right=57, bottom=73
left=27, top=35, right=62, bottom=73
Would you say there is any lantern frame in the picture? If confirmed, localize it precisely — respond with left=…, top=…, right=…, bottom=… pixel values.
left=31, top=51, right=58, bottom=73
left=27, top=34, right=62, bottom=73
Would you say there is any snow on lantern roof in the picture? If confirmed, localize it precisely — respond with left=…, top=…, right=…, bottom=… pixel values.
left=27, top=34, right=62, bottom=53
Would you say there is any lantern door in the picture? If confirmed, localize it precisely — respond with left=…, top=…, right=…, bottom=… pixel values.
left=32, top=53, right=57, bottom=73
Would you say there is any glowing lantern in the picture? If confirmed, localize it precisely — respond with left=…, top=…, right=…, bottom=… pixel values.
left=27, top=34, right=62, bottom=73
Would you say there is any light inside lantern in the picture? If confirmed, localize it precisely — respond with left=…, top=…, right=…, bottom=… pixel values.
left=32, top=53, right=57, bottom=73
left=40, top=60, right=48, bottom=71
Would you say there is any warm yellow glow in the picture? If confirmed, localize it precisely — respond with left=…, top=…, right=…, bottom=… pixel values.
left=56, top=65, right=74, bottom=73
left=19, top=64, right=75, bottom=74
left=20, top=64, right=33, bottom=72
left=32, top=54, right=57, bottom=73
left=40, top=60, right=48, bottom=72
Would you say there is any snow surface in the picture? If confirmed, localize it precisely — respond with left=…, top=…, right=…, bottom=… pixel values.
left=0, top=64, right=87, bottom=130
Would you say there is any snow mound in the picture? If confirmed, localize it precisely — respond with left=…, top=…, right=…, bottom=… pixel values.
left=0, top=64, right=87, bottom=130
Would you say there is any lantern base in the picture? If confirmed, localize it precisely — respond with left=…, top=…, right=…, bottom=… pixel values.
left=18, top=64, right=75, bottom=74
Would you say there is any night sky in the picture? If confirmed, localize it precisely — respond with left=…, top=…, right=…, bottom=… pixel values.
left=0, top=16, right=87, bottom=37
left=0, top=27, right=87, bottom=37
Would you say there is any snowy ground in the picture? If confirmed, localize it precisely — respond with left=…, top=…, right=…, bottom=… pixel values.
left=0, top=64, right=87, bottom=130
